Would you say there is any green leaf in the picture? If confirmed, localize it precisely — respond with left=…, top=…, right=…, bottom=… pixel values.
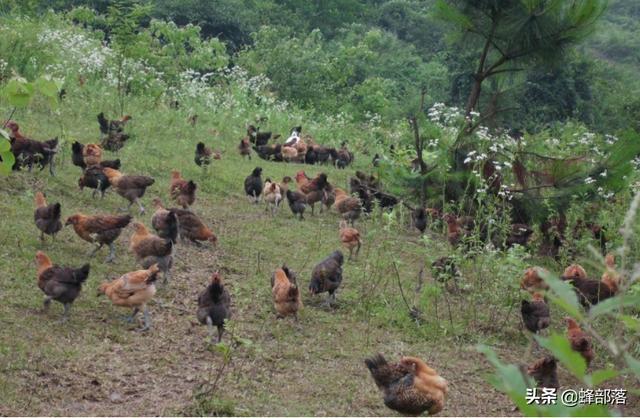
left=4, top=77, right=34, bottom=108
left=569, top=403, right=614, bottom=417
left=0, top=128, right=9, bottom=141
left=536, top=333, right=587, bottom=380
left=0, top=149, right=15, bottom=176
left=620, top=315, right=640, bottom=332
left=624, top=353, right=640, bottom=378
left=35, top=75, right=60, bottom=98
left=589, top=293, right=640, bottom=318
left=0, top=137, right=10, bottom=152
left=540, top=270, right=583, bottom=320
left=586, top=368, right=618, bottom=386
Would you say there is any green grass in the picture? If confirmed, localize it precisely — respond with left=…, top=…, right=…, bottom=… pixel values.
left=0, top=93, right=638, bottom=416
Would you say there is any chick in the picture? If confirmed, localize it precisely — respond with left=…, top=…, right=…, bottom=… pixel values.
left=197, top=272, right=232, bottom=342
left=309, top=250, right=344, bottom=306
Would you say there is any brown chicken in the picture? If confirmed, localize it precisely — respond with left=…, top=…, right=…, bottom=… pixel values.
left=65, top=213, right=132, bottom=262
left=272, top=266, right=302, bottom=320
left=34, top=192, right=62, bottom=241
left=561, top=264, right=616, bottom=308
left=129, top=222, right=174, bottom=282
left=197, top=272, right=232, bottom=342
left=309, top=250, right=344, bottom=306
left=527, top=356, right=559, bottom=389
left=98, top=264, right=159, bottom=331
left=168, top=208, right=217, bottom=247
left=334, top=188, right=362, bottom=225
left=263, top=179, right=282, bottom=215
left=339, top=220, right=362, bottom=260
left=520, top=267, right=550, bottom=294
left=35, top=251, right=90, bottom=322
left=238, top=137, right=252, bottom=159
left=365, top=354, right=448, bottom=416
left=151, top=198, right=179, bottom=243
left=521, top=292, right=550, bottom=334
left=82, top=143, right=103, bottom=167
left=443, top=214, right=474, bottom=246
left=102, top=168, right=155, bottom=214
left=169, top=170, right=197, bottom=208
left=600, top=253, right=620, bottom=294
left=566, top=317, right=594, bottom=366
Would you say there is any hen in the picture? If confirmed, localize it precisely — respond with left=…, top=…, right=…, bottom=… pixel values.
left=238, top=137, right=252, bottom=159
left=78, top=166, right=110, bottom=198
left=521, top=292, right=550, bottom=334
left=561, top=264, right=616, bottom=308
left=195, top=142, right=212, bottom=169
left=309, top=250, right=344, bottom=306
left=565, top=317, right=594, bottom=366
left=151, top=198, right=179, bottom=243
left=286, top=189, right=307, bottom=220
left=365, top=354, right=448, bottom=416
left=334, top=188, right=362, bottom=225
left=244, top=167, right=263, bottom=203
left=34, top=192, right=62, bottom=242
left=170, top=208, right=217, bottom=246
left=413, top=207, right=428, bottom=234
left=102, top=168, right=155, bottom=214
left=520, top=267, right=550, bottom=294
left=35, top=251, right=90, bottom=322
left=169, top=170, right=197, bottom=209
left=527, top=356, right=559, bottom=389
left=129, top=222, right=174, bottom=282
left=82, top=143, right=103, bottom=167
left=272, top=266, right=302, bottom=320
left=197, top=272, right=232, bottom=342
left=65, top=213, right=132, bottom=262
left=263, top=179, right=282, bottom=215
left=98, top=264, right=159, bottom=331
left=339, top=220, right=362, bottom=260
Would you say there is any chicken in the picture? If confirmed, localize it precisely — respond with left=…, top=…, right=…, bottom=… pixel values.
left=169, top=170, right=197, bottom=209
left=281, top=146, right=298, bottom=162
left=170, top=208, right=217, bottom=246
left=279, top=176, right=293, bottom=194
left=244, top=167, right=263, bottom=203
left=66, top=213, right=132, bottom=262
left=300, top=172, right=329, bottom=195
left=295, top=170, right=311, bottom=190
left=97, top=112, right=132, bottom=135
left=443, top=214, right=473, bottom=246
left=197, top=272, right=232, bottom=342
left=561, top=264, right=616, bottom=308
left=194, top=142, right=212, bottom=168
left=263, top=179, right=282, bottom=215
left=98, top=264, right=159, bottom=331
left=335, top=142, right=353, bottom=169
left=253, top=144, right=281, bottom=161
left=600, top=253, right=620, bottom=295
left=506, top=223, right=534, bottom=248
left=520, top=267, right=550, bottom=294
left=527, top=356, right=559, bottom=389
left=334, top=188, right=362, bottom=225
left=102, top=168, right=155, bottom=214
left=365, top=354, right=448, bottom=416
left=339, top=220, right=362, bottom=260
left=272, top=266, right=302, bottom=320
left=72, top=141, right=121, bottom=171
left=8, top=125, right=58, bottom=175
left=521, top=292, right=550, bottom=334
left=565, top=317, right=594, bottom=366
left=247, top=125, right=278, bottom=146
left=82, top=143, right=103, bottom=167
left=239, top=137, right=252, bottom=159
left=101, top=131, right=130, bottom=152
left=129, top=222, right=174, bottom=282
left=35, top=251, right=90, bottom=322
left=286, top=190, right=307, bottom=220
left=413, top=207, right=428, bottom=234
left=34, top=192, right=62, bottom=241
left=188, top=114, right=198, bottom=126
left=151, top=198, right=179, bottom=243
left=78, top=166, right=110, bottom=198
left=322, top=183, right=336, bottom=212
left=309, top=250, right=344, bottom=306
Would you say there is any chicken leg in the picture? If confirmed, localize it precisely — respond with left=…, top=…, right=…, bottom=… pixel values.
left=43, top=296, right=52, bottom=312
left=137, top=307, right=151, bottom=332
left=56, top=303, right=71, bottom=323
left=88, top=243, right=103, bottom=258
left=105, top=243, right=116, bottom=263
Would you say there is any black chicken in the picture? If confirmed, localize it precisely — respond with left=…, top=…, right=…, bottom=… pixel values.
left=309, top=250, right=344, bottom=306
left=244, top=167, right=263, bottom=203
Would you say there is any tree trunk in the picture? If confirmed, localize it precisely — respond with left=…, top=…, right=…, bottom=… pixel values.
left=465, top=75, right=483, bottom=115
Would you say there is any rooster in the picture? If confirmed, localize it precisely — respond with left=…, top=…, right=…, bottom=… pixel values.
left=33, top=192, right=62, bottom=242
left=35, top=251, right=90, bottom=322
left=197, top=272, right=232, bottom=342
left=365, top=354, right=448, bottom=416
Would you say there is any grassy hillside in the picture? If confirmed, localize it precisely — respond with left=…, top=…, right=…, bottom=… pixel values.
left=1, top=88, right=639, bottom=416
